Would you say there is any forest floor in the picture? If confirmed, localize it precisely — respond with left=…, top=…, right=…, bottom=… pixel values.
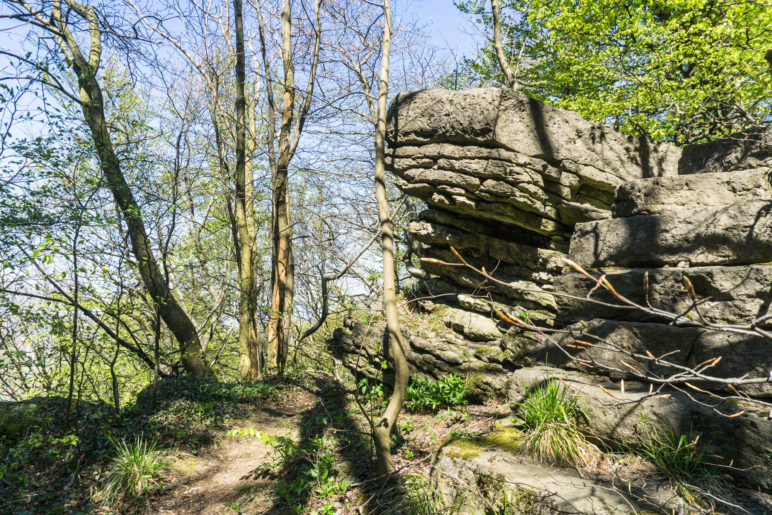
left=146, top=377, right=505, bottom=514
left=0, top=371, right=506, bottom=514
left=151, top=387, right=317, bottom=514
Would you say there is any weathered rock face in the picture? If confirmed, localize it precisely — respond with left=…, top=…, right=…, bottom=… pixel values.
left=570, top=200, right=772, bottom=268
left=330, top=88, right=772, bottom=495
left=678, top=127, right=772, bottom=175
left=507, top=367, right=772, bottom=492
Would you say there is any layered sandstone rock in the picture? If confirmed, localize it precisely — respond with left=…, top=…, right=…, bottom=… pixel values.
left=329, top=88, right=772, bottom=495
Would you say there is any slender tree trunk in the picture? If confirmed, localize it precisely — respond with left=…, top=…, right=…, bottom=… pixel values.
left=66, top=222, right=80, bottom=416
left=266, top=0, right=297, bottom=375
left=233, top=0, right=262, bottom=380
left=257, top=0, right=320, bottom=375
left=371, top=0, right=409, bottom=476
left=267, top=162, right=294, bottom=374
left=110, top=336, right=120, bottom=411
left=490, top=0, right=517, bottom=88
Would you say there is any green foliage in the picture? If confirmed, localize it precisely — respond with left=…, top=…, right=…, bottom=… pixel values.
left=456, top=0, right=771, bottom=144
left=513, top=379, right=596, bottom=466
left=0, top=377, right=285, bottom=512
left=405, top=374, right=467, bottom=412
left=101, top=435, right=165, bottom=506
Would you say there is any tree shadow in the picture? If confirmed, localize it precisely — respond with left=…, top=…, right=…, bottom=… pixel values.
left=257, top=375, right=375, bottom=514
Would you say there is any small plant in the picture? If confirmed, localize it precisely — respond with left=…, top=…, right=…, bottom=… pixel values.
left=449, top=428, right=481, bottom=440
left=405, top=374, right=466, bottom=412
left=230, top=429, right=350, bottom=508
left=637, top=424, right=712, bottom=481
left=513, top=379, right=596, bottom=467
left=102, top=435, right=165, bottom=506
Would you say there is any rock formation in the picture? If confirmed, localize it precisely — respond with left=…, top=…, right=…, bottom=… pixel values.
left=330, top=87, right=772, bottom=500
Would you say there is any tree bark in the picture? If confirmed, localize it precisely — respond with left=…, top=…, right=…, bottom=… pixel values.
left=490, top=0, right=516, bottom=88
left=261, top=0, right=321, bottom=375
left=371, top=0, right=409, bottom=476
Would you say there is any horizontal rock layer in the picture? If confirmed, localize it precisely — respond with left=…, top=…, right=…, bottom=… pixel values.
left=554, top=264, right=772, bottom=327
left=387, top=88, right=680, bottom=181
left=678, top=127, right=772, bottom=175
left=552, top=320, right=772, bottom=398
left=614, top=167, right=772, bottom=217
left=570, top=200, right=772, bottom=268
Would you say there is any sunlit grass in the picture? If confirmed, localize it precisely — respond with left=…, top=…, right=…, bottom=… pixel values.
left=513, top=379, right=597, bottom=467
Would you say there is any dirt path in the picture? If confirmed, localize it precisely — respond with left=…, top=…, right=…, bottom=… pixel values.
left=150, top=394, right=318, bottom=514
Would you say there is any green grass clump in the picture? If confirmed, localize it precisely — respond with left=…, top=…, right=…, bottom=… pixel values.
left=637, top=424, right=713, bottom=481
left=102, top=435, right=165, bottom=506
left=635, top=423, right=728, bottom=508
left=405, top=374, right=466, bottom=412
left=513, top=379, right=596, bottom=467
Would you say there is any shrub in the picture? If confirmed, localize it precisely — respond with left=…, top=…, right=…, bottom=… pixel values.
left=513, top=379, right=596, bottom=467
left=405, top=374, right=466, bottom=412
left=102, top=435, right=165, bottom=506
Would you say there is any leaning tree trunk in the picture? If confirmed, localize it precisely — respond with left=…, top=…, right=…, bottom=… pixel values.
left=10, top=0, right=211, bottom=377
left=371, top=0, right=409, bottom=476
left=78, top=74, right=211, bottom=377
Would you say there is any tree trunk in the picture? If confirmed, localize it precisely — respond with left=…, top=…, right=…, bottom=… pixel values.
left=77, top=73, right=211, bottom=377
left=233, top=0, right=262, bottom=380
left=267, top=163, right=294, bottom=374
left=371, top=0, right=409, bottom=476
left=266, top=0, right=297, bottom=375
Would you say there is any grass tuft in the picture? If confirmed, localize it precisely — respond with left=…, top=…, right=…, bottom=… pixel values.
left=102, top=435, right=165, bottom=506
left=637, top=424, right=709, bottom=481
left=513, top=379, right=597, bottom=467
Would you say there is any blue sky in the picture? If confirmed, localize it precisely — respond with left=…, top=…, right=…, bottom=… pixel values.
left=402, top=0, right=482, bottom=59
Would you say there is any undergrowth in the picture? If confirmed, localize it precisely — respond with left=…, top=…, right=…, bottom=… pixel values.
left=405, top=374, right=466, bottom=412
left=0, top=376, right=288, bottom=513
left=101, top=435, right=166, bottom=507
left=227, top=427, right=350, bottom=513
left=635, top=423, right=726, bottom=509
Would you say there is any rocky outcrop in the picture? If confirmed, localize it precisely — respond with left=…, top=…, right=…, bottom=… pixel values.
left=507, top=367, right=772, bottom=492
left=330, top=88, right=772, bottom=496
left=432, top=423, right=683, bottom=514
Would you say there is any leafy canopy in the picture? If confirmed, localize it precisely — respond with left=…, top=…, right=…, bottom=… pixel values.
left=455, top=0, right=771, bottom=144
